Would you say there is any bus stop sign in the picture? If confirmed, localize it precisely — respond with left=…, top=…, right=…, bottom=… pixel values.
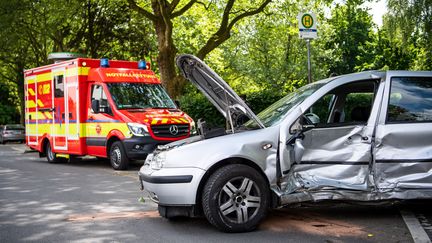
left=298, top=12, right=317, bottom=39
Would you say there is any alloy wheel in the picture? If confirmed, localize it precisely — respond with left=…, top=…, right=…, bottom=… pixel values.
left=218, top=176, right=261, bottom=224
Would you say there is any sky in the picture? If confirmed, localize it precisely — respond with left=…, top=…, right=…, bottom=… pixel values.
left=327, top=0, right=388, bottom=27
left=362, top=0, right=387, bottom=27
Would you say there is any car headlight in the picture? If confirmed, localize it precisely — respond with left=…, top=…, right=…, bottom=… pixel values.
left=190, top=120, right=197, bottom=135
left=146, top=152, right=165, bottom=170
left=127, top=123, right=150, bottom=136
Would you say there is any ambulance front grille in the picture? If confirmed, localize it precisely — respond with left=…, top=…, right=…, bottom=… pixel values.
left=151, top=124, right=189, bottom=138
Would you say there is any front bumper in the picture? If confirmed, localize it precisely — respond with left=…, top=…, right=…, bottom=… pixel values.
left=138, top=164, right=206, bottom=205
left=3, top=134, right=25, bottom=142
left=123, top=136, right=171, bottom=159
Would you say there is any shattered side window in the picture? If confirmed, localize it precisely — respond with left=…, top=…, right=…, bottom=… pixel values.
left=387, top=77, right=432, bottom=123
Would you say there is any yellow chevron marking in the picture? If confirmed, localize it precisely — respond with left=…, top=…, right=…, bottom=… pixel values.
left=37, top=99, right=44, bottom=107
left=180, top=118, right=189, bottom=123
left=170, top=118, right=181, bottom=123
left=161, top=118, right=168, bottom=124
left=26, top=100, right=36, bottom=108
left=151, top=119, right=159, bottom=125
left=44, top=112, right=53, bottom=119
left=28, top=88, right=35, bottom=96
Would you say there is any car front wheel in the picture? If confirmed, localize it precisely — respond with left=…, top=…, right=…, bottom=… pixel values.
left=202, top=164, right=270, bottom=233
left=109, top=141, right=129, bottom=170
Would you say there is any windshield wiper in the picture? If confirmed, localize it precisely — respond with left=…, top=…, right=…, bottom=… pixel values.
left=150, top=106, right=175, bottom=109
left=118, top=106, right=148, bottom=110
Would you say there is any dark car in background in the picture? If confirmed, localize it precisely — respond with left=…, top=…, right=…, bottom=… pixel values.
left=0, top=124, right=25, bottom=144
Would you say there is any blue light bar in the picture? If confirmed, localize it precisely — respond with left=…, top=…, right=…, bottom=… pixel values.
left=100, top=58, right=109, bottom=68
left=138, top=60, right=147, bottom=70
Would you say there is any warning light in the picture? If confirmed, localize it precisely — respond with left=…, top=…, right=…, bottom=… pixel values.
left=100, top=58, right=110, bottom=68
left=138, top=60, right=147, bottom=70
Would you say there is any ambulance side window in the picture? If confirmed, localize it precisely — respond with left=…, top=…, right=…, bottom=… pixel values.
left=54, top=75, right=64, bottom=98
left=91, top=85, right=110, bottom=113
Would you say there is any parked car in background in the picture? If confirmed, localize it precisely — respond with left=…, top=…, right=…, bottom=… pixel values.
left=0, top=124, right=25, bottom=144
left=139, top=55, right=432, bottom=232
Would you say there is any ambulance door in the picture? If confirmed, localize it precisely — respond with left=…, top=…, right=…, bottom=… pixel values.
left=65, top=68, right=80, bottom=151
left=52, top=68, right=68, bottom=150
left=86, top=84, right=114, bottom=157
left=25, top=76, right=38, bottom=145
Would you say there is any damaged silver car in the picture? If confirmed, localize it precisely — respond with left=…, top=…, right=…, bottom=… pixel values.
left=139, top=54, right=432, bottom=232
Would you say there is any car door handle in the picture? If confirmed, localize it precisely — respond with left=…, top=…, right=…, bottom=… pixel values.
left=347, top=135, right=369, bottom=141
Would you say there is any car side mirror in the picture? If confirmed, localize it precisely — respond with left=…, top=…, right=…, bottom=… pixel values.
left=91, top=100, right=100, bottom=114
left=174, top=100, right=181, bottom=109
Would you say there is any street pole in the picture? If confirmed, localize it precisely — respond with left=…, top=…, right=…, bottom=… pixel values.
left=306, top=39, right=312, bottom=83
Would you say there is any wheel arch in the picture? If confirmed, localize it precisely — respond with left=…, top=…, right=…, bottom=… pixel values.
left=39, top=136, right=51, bottom=157
left=106, top=135, right=121, bottom=158
left=194, top=157, right=272, bottom=216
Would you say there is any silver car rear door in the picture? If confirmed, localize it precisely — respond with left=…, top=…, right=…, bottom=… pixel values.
left=374, top=71, right=432, bottom=193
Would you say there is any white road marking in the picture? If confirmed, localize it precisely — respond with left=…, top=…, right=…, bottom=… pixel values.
left=400, top=210, right=431, bottom=243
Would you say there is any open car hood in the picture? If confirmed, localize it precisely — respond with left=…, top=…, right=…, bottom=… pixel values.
left=176, top=54, right=265, bottom=131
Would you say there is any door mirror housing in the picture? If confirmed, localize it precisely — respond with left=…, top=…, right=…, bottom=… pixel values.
left=91, top=100, right=100, bottom=114
left=174, top=100, right=181, bottom=109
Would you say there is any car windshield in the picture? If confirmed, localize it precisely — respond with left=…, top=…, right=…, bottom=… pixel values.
left=107, top=83, right=176, bottom=110
left=6, top=125, right=24, bottom=130
left=244, top=81, right=329, bottom=128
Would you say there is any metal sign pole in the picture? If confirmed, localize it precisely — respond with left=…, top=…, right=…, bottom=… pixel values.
left=306, top=39, right=312, bottom=83
left=298, top=12, right=317, bottom=84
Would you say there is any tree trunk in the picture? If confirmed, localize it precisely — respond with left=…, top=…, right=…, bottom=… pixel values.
left=152, top=2, right=182, bottom=98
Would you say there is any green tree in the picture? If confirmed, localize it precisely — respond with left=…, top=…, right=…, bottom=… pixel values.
left=324, top=0, right=374, bottom=75
left=385, top=0, right=432, bottom=70
left=0, top=0, right=156, bottom=123
left=127, top=0, right=272, bottom=97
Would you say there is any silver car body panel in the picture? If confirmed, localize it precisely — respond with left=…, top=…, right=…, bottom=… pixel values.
left=140, top=56, right=432, bottom=207
left=373, top=71, right=432, bottom=191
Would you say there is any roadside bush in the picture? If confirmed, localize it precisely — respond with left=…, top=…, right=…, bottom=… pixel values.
left=179, top=87, right=286, bottom=127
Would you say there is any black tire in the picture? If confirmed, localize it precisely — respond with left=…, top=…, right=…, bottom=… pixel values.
left=202, top=164, right=270, bottom=233
left=109, top=141, right=129, bottom=170
left=46, top=142, right=62, bottom=163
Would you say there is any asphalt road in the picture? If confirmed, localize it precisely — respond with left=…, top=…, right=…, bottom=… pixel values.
left=0, top=143, right=422, bottom=242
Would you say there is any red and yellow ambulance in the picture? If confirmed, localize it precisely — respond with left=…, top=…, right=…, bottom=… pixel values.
left=24, top=53, right=194, bottom=170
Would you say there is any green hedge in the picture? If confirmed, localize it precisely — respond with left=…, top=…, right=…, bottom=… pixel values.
left=179, top=88, right=286, bottom=126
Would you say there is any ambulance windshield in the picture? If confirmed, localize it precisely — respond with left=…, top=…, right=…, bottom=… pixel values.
left=107, top=83, right=177, bottom=110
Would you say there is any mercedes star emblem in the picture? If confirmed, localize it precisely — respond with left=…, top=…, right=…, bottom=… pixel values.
left=169, top=125, right=179, bottom=135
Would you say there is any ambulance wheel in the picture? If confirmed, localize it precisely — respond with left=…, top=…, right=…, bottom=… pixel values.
left=46, top=142, right=62, bottom=163
left=202, top=164, right=270, bottom=233
left=109, top=141, right=129, bottom=170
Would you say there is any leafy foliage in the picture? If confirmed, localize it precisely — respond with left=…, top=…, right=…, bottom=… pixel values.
left=0, top=0, right=431, bottom=125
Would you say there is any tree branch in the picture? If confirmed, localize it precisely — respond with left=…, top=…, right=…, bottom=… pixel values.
left=127, top=0, right=157, bottom=21
left=196, top=0, right=272, bottom=59
left=171, top=0, right=197, bottom=18
left=227, top=0, right=271, bottom=30
left=170, top=0, right=181, bottom=11
left=220, top=0, right=235, bottom=29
